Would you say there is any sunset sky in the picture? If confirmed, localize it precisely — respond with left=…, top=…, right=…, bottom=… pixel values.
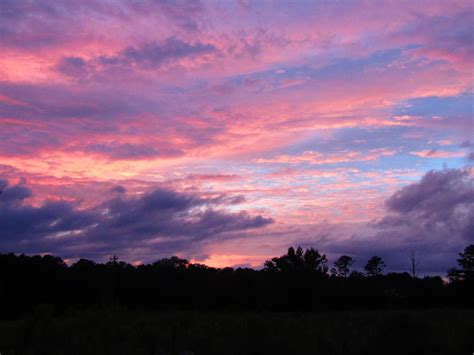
left=1, top=0, right=473, bottom=273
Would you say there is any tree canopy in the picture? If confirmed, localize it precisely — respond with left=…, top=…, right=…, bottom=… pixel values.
left=264, top=246, right=328, bottom=274
left=364, top=256, right=386, bottom=277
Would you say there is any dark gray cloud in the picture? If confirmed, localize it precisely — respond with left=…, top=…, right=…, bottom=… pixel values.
left=84, top=142, right=184, bottom=159
left=385, top=169, right=473, bottom=212
left=56, top=57, right=89, bottom=77
left=110, top=185, right=126, bottom=194
left=379, top=168, right=474, bottom=241
left=367, top=167, right=474, bottom=273
left=296, top=167, right=474, bottom=274
left=56, top=38, right=217, bottom=78
left=149, top=0, right=203, bottom=31
left=0, top=0, right=205, bottom=50
left=0, top=181, right=272, bottom=261
left=120, top=38, right=215, bottom=68
left=0, top=179, right=32, bottom=203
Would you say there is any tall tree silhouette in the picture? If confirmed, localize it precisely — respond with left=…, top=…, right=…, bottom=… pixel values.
left=0, top=247, right=473, bottom=319
left=152, top=256, right=189, bottom=270
left=364, top=256, right=386, bottom=277
left=264, top=246, right=328, bottom=273
left=303, top=248, right=328, bottom=273
left=408, top=250, right=420, bottom=278
left=331, top=255, right=355, bottom=278
left=448, top=244, right=474, bottom=281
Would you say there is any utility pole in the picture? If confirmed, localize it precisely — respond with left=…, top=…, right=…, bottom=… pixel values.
left=109, top=254, right=119, bottom=264
left=408, top=250, right=419, bottom=278
left=109, top=254, right=119, bottom=306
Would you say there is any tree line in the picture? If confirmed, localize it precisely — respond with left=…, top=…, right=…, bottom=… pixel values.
left=263, top=246, right=388, bottom=277
left=0, top=245, right=472, bottom=319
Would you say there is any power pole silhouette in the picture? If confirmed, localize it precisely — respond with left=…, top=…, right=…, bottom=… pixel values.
left=109, top=254, right=119, bottom=264
left=109, top=254, right=119, bottom=306
left=408, top=250, right=420, bottom=278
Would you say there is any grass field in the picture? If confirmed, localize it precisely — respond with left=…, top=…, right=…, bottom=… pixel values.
left=0, top=308, right=473, bottom=355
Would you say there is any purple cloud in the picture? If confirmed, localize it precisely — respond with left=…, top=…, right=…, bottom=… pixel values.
left=366, top=167, right=474, bottom=272
left=467, top=152, right=474, bottom=162
left=56, top=38, right=217, bottom=79
left=0, top=0, right=205, bottom=50
left=84, top=142, right=184, bottom=159
left=0, top=179, right=32, bottom=203
left=120, top=38, right=216, bottom=68
left=293, top=167, right=474, bottom=274
left=385, top=168, right=474, bottom=216
left=56, top=57, right=89, bottom=77
left=0, top=180, right=272, bottom=261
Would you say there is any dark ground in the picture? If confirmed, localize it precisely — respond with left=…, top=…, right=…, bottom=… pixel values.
left=0, top=308, right=473, bottom=355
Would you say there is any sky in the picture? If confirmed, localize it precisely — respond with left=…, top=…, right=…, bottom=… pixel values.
left=0, top=0, right=473, bottom=274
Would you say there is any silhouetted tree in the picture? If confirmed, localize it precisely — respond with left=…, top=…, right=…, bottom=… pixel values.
left=264, top=246, right=299, bottom=272
left=264, top=246, right=327, bottom=273
left=364, top=256, right=386, bottom=277
left=331, top=255, right=355, bottom=278
left=108, top=254, right=119, bottom=265
left=41, top=254, right=68, bottom=269
left=71, top=258, right=96, bottom=270
left=303, top=248, right=328, bottom=274
left=348, top=270, right=364, bottom=278
left=408, top=250, right=420, bottom=278
left=448, top=244, right=474, bottom=281
left=0, top=247, right=472, bottom=318
left=153, top=256, right=189, bottom=270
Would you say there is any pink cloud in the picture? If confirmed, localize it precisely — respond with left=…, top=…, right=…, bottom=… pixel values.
left=410, top=150, right=466, bottom=159
left=255, top=149, right=396, bottom=165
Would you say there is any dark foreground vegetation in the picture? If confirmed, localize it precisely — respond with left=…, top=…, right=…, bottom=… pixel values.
left=0, top=245, right=473, bottom=354
left=0, top=309, right=473, bottom=355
